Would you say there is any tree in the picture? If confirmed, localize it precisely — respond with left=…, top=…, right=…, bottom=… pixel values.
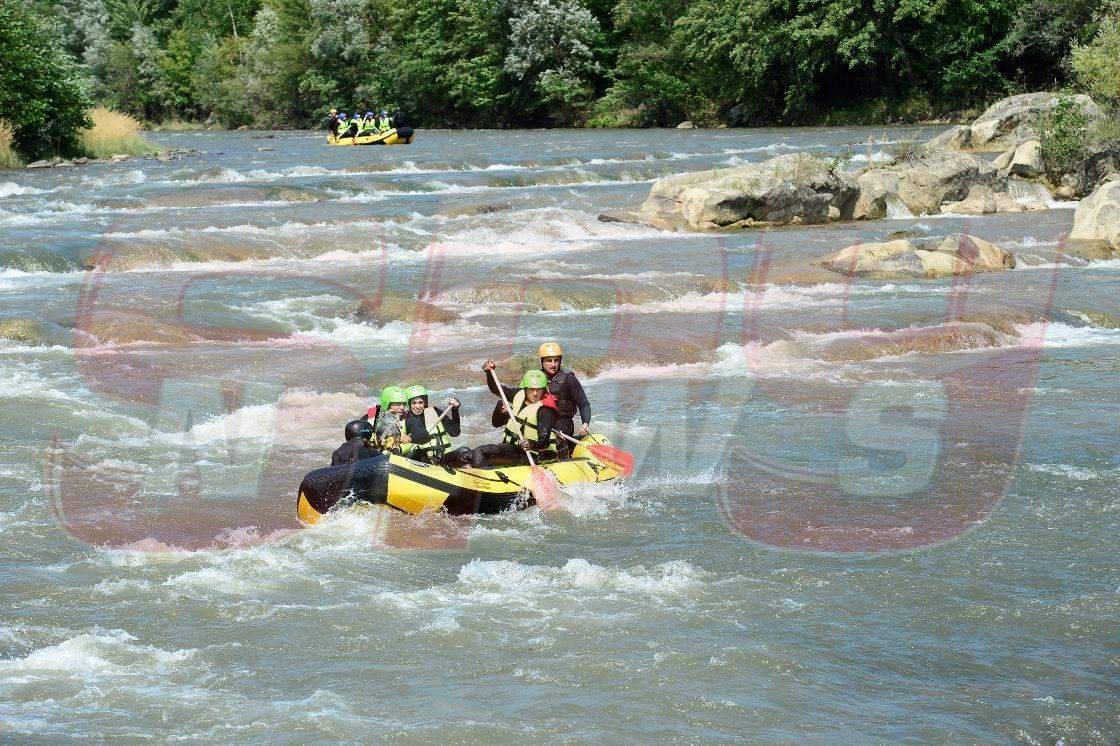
left=387, top=0, right=512, bottom=126
left=504, top=0, right=602, bottom=123
left=1072, top=3, right=1120, bottom=109
left=0, top=0, right=92, bottom=159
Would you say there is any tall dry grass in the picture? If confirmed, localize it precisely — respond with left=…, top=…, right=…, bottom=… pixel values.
left=0, top=121, right=22, bottom=170
left=78, top=107, right=154, bottom=158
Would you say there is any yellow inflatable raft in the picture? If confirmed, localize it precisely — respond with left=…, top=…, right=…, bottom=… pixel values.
left=297, top=435, right=621, bottom=523
left=327, top=127, right=414, bottom=146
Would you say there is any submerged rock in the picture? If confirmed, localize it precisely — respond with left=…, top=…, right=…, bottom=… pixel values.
left=821, top=233, right=1015, bottom=279
left=350, top=294, right=458, bottom=325
left=0, top=318, right=48, bottom=345
left=613, top=153, right=859, bottom=231
left=1068, top=180, right=1120, bottom=259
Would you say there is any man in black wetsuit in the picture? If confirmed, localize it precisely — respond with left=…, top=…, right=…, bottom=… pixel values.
left=483, top=341, right=590, bottom=458
left=331, top=419, right=381, bottom=466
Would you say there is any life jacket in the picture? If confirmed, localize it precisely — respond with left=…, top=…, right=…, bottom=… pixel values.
left=503, top=390, right=557, bottom=455
left=377, top=116, right=392, bottom=132
left=376, top=412, right=407, bottom=454
left=409, top=406, right=452, bottom=460
left=546, top=368, right=577, bottom=421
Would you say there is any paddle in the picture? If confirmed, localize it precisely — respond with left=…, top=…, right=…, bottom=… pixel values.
left=489, top=370, right=560, bottom=509
left=553, top=431, right=635, bottom=477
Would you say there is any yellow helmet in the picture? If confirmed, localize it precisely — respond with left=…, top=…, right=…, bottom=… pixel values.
left=538, top=342, right=562, bottom=358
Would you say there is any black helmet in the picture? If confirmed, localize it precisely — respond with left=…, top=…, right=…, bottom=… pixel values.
left=344, top=419, right=374, bottom=442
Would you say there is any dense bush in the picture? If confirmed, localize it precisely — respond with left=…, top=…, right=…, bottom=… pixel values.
left=1038, top=96, right=1090, bottom=177
left=0, top=0, right=92, bottom=159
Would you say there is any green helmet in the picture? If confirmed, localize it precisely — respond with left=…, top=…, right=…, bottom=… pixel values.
left=520, top=369, right=548, bottom=389
left=404, top=384, right=429, bottom=403
left=379, top=385, right=407, bottom=410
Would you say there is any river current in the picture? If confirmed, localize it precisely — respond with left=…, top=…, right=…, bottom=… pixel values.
left=0, top=127, right=1117, bottom=741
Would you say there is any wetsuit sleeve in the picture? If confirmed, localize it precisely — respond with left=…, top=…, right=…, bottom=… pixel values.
left=534, top=406, right=556, bottom=451
left=444, top=406, right=461, bottom=437
left=569, top=374, right=591, bottom=424
left=407, top=414, right=434, bottom=445
left=485, top=373, right=518, bottom=403
left=492, top=401, right=509, bottom=428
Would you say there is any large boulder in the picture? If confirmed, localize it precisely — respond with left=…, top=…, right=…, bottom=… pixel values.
left=860, top=148, right=1005, bottom=216
left=968, top=93, right=1101, bottom=151
left=821, top=234, right=1015, bottom=279
left=622, top=153, right=859, bottom=230
left=1068, top=180, right=1120, bottom=259
left=1056, top=144, right=1120, bottom=199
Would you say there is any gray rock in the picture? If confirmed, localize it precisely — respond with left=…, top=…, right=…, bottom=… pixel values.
left=53, top=160, right=73, bottom=167
left=1058, top=144, right=1120, bottom=198
left=1069, top=180, right=1120, bottom=258
left=861, top=147, right=1005, bottom=215
left=256, top=146, right=275, bottom=152
left=630, top=152, right=859, bottom=230
left=928, top=125, right=971, bottom=150
left=1008, top=139, right=1043, bottom=178
left=821, top=234, right=1015, bottom=278
left=853, top=171, right=900, bottom=220
left=941, top=184, right=1043, bottom=215
left=26, top=160, right=52, bottom=168
left=677, top=121, right=695, bottom=129
left=969, top=92, right=1101, bottom=150
left=992, top=146, right=1016, bottom=172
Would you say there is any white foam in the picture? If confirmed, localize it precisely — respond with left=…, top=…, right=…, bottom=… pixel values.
left=0, top=629, right=194, bottom=677
left=456, top=557, right=705, bottom=595
left=0, top=182, right=46, bottom=198
left=1015, top=321, right=1120, bottom=348
left=1025, top=463, right=1106, bottom=481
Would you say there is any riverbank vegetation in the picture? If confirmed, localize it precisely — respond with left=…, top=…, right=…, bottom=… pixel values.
left=77, top=108, right=155, bottom=159
left=1, top=0, right=1119, bottom=159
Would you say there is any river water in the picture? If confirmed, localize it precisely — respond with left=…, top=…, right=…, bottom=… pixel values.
left=0, top=127, right=1117, bottom=742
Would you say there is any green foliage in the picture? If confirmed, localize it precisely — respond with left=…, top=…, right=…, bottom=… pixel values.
left=1071, top=4, right=1120, bottom=109
left=388, top=0, right=513, bottom=126
left=0, top=0, right=92, bottom=160
left=8, top=0, right=1120, bottom=131
left=1038, top=95, right=1090, bottom=176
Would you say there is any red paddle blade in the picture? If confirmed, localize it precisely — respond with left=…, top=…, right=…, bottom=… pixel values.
left=586, top=444, right=635, bottom=476
left=529, top=466, right=561, bottom=510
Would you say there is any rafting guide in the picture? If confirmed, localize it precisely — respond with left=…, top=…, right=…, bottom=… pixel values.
left=298, top=341, right=633, bottom=523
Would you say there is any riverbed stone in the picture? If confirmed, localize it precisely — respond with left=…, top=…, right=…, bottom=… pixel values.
left=1068, top=180, right=1120, bottom=258
left=0, top=318, right=48, bottom=345
left=941, top=184, right=1043, bottom=215
left=1008, top=139, right=1043, bottom=178
left=821, top=233, right=1015, bottom=279
left=677, top=121, right=695, bottom=129
left=620, top=152, right=859, bottom=230
left=860, top=147, right=1005, bottom=216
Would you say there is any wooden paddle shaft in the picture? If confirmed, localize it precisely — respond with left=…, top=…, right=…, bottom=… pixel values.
left=489, top=370, right=538, bottom=468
